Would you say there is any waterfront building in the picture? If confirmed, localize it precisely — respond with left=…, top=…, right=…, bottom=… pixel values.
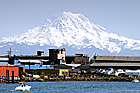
left=59, top=69, right=69, bottom=77
left=0, top=48, right=90, bottom=78
left=49, top=48, right=66, bottom=65
left=0, top=62, right=25, bottom=79
left=5, top=48, right=89, bottom=67
left=91, top=56, right=140, bottom=69
left=66, top=54, right=89, bottom=64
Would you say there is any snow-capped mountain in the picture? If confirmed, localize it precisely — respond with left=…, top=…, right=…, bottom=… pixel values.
left=0, top=12, right=140, bottom=56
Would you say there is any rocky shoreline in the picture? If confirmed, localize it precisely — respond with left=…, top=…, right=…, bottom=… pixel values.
left=24, top=77, right=139, bottom=82
left=1, top=76, right=139, bottom=83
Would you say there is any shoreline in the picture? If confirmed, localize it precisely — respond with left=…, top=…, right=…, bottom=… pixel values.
left=1, top=76, right=138, bottom=83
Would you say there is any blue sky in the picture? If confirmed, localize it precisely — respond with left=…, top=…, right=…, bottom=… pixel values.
left=0, top=0, right=140, bottom=40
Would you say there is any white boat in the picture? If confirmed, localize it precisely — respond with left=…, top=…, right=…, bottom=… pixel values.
left=15, top=83, right=31, bottom=91
left=132, top=79, right=139, bottom=83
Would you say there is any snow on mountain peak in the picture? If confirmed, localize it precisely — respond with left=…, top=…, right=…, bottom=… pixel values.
left=1, top=12, right=140, bottom=54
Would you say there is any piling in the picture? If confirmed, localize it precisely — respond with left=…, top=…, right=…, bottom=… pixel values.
left=6, top=70, right=9, bottom=83
left=12, top=70, right=14, bottom=83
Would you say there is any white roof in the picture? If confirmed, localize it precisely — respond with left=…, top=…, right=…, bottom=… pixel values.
left=125, top=70, right=140, bottom=72
left=41, top=60, right=49, bottom=62
left=65, top=64, right=81, bottom=67
left=18, top=59, right=41, bottom=63
left=0, top=58, right=9, bottom=61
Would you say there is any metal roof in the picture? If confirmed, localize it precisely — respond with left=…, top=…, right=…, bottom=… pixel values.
left=66, top=55, right=82, bottom=57
left=0, top=63, right=16, bottom=66
left=0, top=57, right=9, bottom=62
left=65, top=64, right=81, bottom=67
left=0, top=63, right=8, bottom=66
left=18, top=59, right=42, bottom=63
left=95, top=56, right=140, bottom=61
left=13, top=55, right=49, bottom=58
left=91, top=63, right=140, bottom=66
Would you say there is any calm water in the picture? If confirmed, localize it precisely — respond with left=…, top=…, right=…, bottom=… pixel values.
left=0, top=81, right=140, bottom=93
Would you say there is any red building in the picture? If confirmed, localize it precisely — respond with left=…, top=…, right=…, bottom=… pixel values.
left=0, top=66, right=25, bottom=77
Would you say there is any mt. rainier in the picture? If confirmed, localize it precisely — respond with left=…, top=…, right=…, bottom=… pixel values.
left=1, top=12, right=140, bottom=56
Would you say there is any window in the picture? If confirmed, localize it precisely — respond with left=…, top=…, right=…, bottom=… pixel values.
left=62, top=72, right=64, bottom=75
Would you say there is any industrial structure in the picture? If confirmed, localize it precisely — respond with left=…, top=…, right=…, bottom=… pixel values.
left=91, top=56, right=140, bottom=69
left=0, top=48, right=89, bottom=80
left=2, top=47, right=140, bottom=81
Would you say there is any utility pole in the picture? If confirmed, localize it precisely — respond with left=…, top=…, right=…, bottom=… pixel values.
left=7, top=47, right=12, bottom=58
left=7, top=48, right=12, bottom=65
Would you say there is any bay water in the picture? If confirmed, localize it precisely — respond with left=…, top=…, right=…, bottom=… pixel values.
left=0, top=81, right=140, bottom=93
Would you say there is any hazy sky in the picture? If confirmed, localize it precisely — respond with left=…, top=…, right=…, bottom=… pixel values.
left=0, top=0, right=140, bottom=40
